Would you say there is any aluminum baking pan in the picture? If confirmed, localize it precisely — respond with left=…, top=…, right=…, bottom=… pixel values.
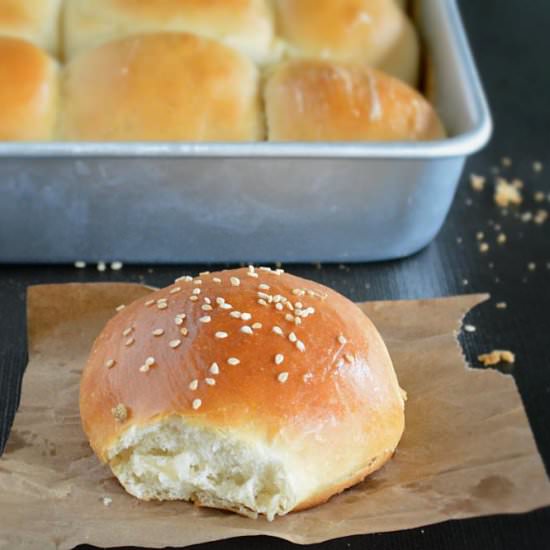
left=0, top=0, right=492, bottom=264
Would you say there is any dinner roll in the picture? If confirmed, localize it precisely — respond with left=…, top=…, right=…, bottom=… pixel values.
left=273, top=0, right=419, bottom=86
left=264, top=60, right=445, bottom=142
left=60, top=33, right=264, bottom=141
left=0, top=37, right=58, bottom=141
left=0, top=0, right=61, bottom=55
left=63, top=0, right=277, bottom=64
left=80, top=267, right=405, bottom=520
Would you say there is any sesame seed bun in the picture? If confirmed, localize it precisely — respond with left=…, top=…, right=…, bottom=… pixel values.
left=63, top=0, right=277, bottom=64
left=80, top=267, right=405, bottom=520
left=60, top=32, right=264, bottom=141
left=0, top=36, right=58, bottom=141
left=264, top=59, right=445, bottom=142
left=273, top=0, right=419, bottom=86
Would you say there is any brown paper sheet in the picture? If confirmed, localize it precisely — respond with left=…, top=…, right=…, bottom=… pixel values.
left=0, top=283, right=549, bottom=550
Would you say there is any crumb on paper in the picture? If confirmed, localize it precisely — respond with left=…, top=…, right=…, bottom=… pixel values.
left=111, top=404, right=128, bottom=423
left=497, top=233, right=507, bottom=244
left=478, top=350, right=515, bottom=367
left=97, top=261, right=107, bottom=272
left=534, top=209, right=548, bottom=225
left=496, top=302, right=507, bottom=309
left=464, top=324, right=476, bottom=333
left=476, top=231, right=485, bottom=241
left=494, top=178, right=523, bottom=207
left=470, top=174, right=486, bottom=191
left=479, top=242, right=489, bottom=253
left=101, top=496, right=113, bottom=507
left=111, top=261, right=124, bottom=271
left=74, top=261, right=86, bottom=269
left=528, top=262, right=536, bottom=271
left=534, top=191, right=545, bottom=202
left=501, top=157, right=512, bottom=167
left=533, top=161, right=543, bottom=173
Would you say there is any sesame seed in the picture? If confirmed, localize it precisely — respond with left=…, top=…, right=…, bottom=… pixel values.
left=464, top=325, right=476, bottom=333
left=152, top=328, right=164, bottom=336
left=125, top=337, right=135, bottom=347
left=111, top=404, right=128, bottom=422
left=192, top=288, right=201, bottom=295
left=294, top=317, right=302, bottom=326
left=215, top=331, right=229, bottom=339
left=105, top=359, right=116, bottom=369
left=204, top=297, right=212, bottom=304
left=175, top=317, right=184, bottom=325
left=275, top=303, right=284, bottom=311
left=337, top=359, right=345, bottom=369
left=252, top=322, right=263, bottom=330
left=189, top=379, right=199, bottom=391
left=145, top=299, right=155, bottom=307
left=145, top=357, right=155, bottom=366
left=230, top=277, right=241, bottom=287
left=157, top=302, right=168, bottom=310
left=277, top=372, right=289, bottom=383
left=240, top=326, right=253, bottom=335
left=272, top=326, right=284, bottom=336
left=259, top=267, right=271, bottom=272
left=289, top=332, right=297, bottom=343
left=192, top=399, right=202, bottom=410
left=295, top=302, right=303, bottom=309
left=303, top=373, right=313, bottom=382
left=190, top=296, right=198, bottom=302
left=169, top=287, right=181, bottom=294
left=296, top=340, right=306, bottom=352
left=200, top=271, right=210, bottom=276
left=194, top=280, right=203, bottom=286
left=241, top=313, right=252, bottom=321
left=74, top=261, right=86, bottom=269
left=122, top=327, right=133, bottom=337
left=275, top=354, right=284, bottom=365
left=247, top=272, right=259, bottom=278
left=345, top=353, right=354, bottom=363
left=257, top=292, right=271, bottom=301
left=286, top=302, right=294, bottom=311
left=230, top=311, right=242, bottom=319
left=220, top=303, right=233, bottom=310
left=169, top=339, right=182, bottom=349
left=275, top=269, right=284, bottom=275
left=216, top=297, right=225, bottom=305
left=209, top=362, right=220, bottom=375
left=97, top=262, right=107, bottom=272
left=213, top=277, right=222, bottom=283
left=248, top=265, right=255, bottom=272
left=227, top=357, right=240, bottom=366
left=199, top=316, right=211, bottom=323
left=496, top=302, right=508, bottom=309
left=292, top=289, right=305, bottom=296
left=116, top=305, right=126, bottom=312
left=201, top=304, right=213, bottom=311
left=338, top=335, right=347, bottom=345
left=139, top=364, right=150, bottom=373
left=285, top=314, right=294, bottom=322
left=180, top=327, right=189, bottom=336
left=258, top=299, right=268, bottom=306
left=109, top=261, right=123, bottom=271
left=175, top=276, right=192, bottom=282
left=259, top=284, right=270, bottom=290
left=205, top=378, right=216, bottom=386
left=479, top=242, right=490, bottom=253
left=157, top=298, right=167, bottom=303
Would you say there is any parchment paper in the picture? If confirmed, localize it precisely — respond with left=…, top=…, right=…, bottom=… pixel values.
left=0, top=283, right=548, bottom=550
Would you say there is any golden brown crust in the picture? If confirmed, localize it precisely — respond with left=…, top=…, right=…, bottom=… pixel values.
left=0, top=36, right=58, bottom=141
left=265, top=59, right=445, bottom=142
left=0, top=0, right=61, bottom=55
left=80, top=267, right=405, bottom=511
left=60, top=33, right=264, bottom=141
left=63, top=0, right=276, bottom=63
left=273, top=0, right=419, bottom=85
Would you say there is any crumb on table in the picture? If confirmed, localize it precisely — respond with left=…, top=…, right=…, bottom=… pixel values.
left=478, top=350, right=516, bottom=366
left=470, top=174, right=486, bottom=191
left=494, top=178, right=523, bottom=207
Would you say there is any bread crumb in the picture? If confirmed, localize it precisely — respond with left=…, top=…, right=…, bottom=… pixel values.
left=111, top=404, right=128, bottom=423
left=534, top=209, right=548, bottom=225
left=496, top=302, right=507, bottom=309
left=501, top=157, right=512, bottom=167
left=101, top=496, right=113, bottom=507
left=462, top=279, right=469, bottom=286
left=533, top=161, right=543, bottom=173
left=464, top=324, right=476, bottom=333
left=111, top=261, right=123, bottom=271
left=97, top=261, right=107, bottom=272
left=478, top=350, right=515, bottom=367
left=497, top=233, right=507, bottom=244
left=534, top=191, right=545, bottom=202
left=74, top=261, right=86, bottom=269
left=476, top=231, right=484, bottom=240
left=521, top=211, right=533, bottom=223
left=527, top=262, right=536, bottom=271
left=512, top=178, right=524, bottom=189
left=479, top=242, right=489, bottom=253
left=494, top=178, right=523, bottom=207
left=470, top=174, right=486, bottom=191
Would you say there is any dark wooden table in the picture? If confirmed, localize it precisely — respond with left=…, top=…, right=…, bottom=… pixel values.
left=1, top=1, right=549, bottom=548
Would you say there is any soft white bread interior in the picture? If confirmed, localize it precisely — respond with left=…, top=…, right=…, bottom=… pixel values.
left=60, top=32, right=264, bottom=141
left=0, top=36, right=58, bottom=141
left=63, top=0, right=278, bottom=64
left=0, top=0, right=61, bottom=56
left=80, top=267, right=406, bottom=519
left=264, top=59, right=445, bottom=142
left=273, top=0, right=419, bottom=86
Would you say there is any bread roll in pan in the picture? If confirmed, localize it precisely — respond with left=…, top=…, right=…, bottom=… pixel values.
left=0, top=0, right=491, bottom=264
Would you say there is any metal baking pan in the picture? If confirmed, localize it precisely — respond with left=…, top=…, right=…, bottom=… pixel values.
left=0, top=0, right=491, bottom=264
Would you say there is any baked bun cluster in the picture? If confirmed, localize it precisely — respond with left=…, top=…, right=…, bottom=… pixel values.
left=80, top=267, right=406, bottom=519
left=0, top=0, right=445, bottom=142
